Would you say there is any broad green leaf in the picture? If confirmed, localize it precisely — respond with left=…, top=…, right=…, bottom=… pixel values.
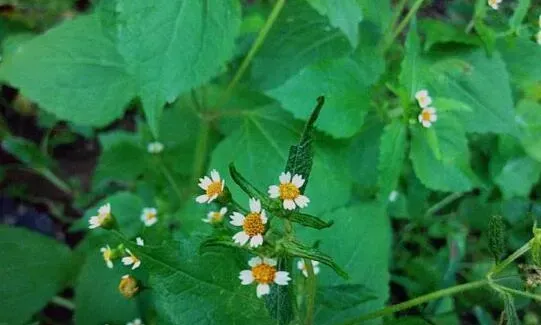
left=509, top=0, right=531, bottom=31
left=386, top=317, right=432, bottom=325
left=409, top=113, right=476, bottom=192
left=378, top=120, right=407, bottom=202
left=300, top=203, right=391, bottom=325
left=210, top=105, right=353, bottom=215
left=358, top=0, right=392, bottom=30
left=0, top=14, right=137, bottom=127
left=1, top=135, right=50, bottom=168
left=93, top=131, right=146, bottom=187
left=110, top=0, right=241, bottom=136
left=74, top=253, right=139, bottom=325
left=399, top=18, right=422, bottom=100
left=516, top=100, right=541, bottom=162
left=0, top=226, right=72, bottom=325
left=307, top=0, right=363, bottom=48
left=140, top=238, right=273, bottom=325
left=497, top=37, right=541, bottom=84
left=317, top=284, right=377, bottom=310
left=419, top=19, right=481, bottom=50
left=474, top=18, right=496, bottom=53
left=252, top=0, right=352, bottom=89
left=70, top=191, right=145, bottom=237
left=267, top=57, right=371, bottom=138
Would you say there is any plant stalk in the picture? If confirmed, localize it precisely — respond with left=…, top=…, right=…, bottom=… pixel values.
left=382, top=0, right=425, bottom=53
left=304, top=258, right=316, bottom=325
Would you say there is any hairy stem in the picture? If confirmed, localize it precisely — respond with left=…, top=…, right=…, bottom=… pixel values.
left=382, top=0, right=425, bottom=52
left=218, top=0, right=286, bottom=107
left=489, top=239, right=532, bottom=277
left=497, top=285, right=541, bottom=302
left=424, top=192, right=466, bottom=217
left=304, top=258, right=317, bottom=325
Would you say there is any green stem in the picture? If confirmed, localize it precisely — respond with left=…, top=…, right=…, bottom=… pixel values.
left=35, top=167, right=72, bottom=195
left=382, top=0, right=425, bottom=53
left=218, top=0, right=286, bottom=107
left=191, top=121, right=210, bottom=188
left=340, top=280, right=489, bottom=324
left=497, top=285, right=541, bottom=302
left=489, top=239, right=532, bottom=276
left=158, top=160, right=184, bottom=202
left=51, top=296, right=75, bottom=311
left=304, top=258, right=316, bottom=325
left=424, top=192, right=465, bottom=217
left=388, top=0, right=409, bottom=33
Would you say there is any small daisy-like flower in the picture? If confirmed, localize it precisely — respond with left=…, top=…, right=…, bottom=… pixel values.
left=268, top=172, right=310, bottom=210
left=140, top=208, right=158, bottom=227
left=239, top=257, right=291, bottom=298
left=414, top=89, right=432, bottom=108
left=488, top=0, right=502, bottom=10
left=100, top=245, right=114, bottom=269
left=147, top=141, right=164, bottom=154
left=418, top=107, right=438, bottom=128
left=89, top=203, right=113, bottom=229
left=297, top=259, right=321, bottom=278
left=388, top=190, right=399, bottom=202
left=122, top=249, right=141, bottom=270
left=136, top=237, right=144, bottom=247
left=196, top=169, right=225, bottom=204
left=126, top=318, right=143, bottom=325
left=203, top=207, right=227, bottom=224
left=119, top=275, right=139, bottom=299
left=230, top=198, right=267, bottom=248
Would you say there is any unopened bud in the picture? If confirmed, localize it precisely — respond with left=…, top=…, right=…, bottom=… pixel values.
left=118, top=275, right=139, bottom=299
left=488, top=215, right=505, bottom=262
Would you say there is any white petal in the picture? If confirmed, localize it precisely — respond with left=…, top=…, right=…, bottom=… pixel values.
left=144, top=217, right=158, bottom=227
left=274, top=271, right=291, bottom=285
left=132, top=260, right=141, bottom=270
left=268, top=185, right=280, bottom=198
left=239, top=270, right=254, bottom=285
left=219, top=207, right=228, bottom=215
left=291, top=174, right=305, bottom=188
left=260, top=210, right=268, bottom=224
left=196, top=194, right=209, bottom=203
left=122, top=257, right=133, bottom=265
left=248, top=257, right=262, bottom=267
left=418, top=114, right=423, bottom=124
left=106, top=260, right=113, bottom=269
left=198, top=176, right=212, bottom=190
left=312, top=261, right=320, bottom=267
left=207, top=194, right=218, bottom=203
left=426, top=107, right=436, bottom=114
left=263, top=258, right=277, bottom=266
left=202, top=218, right=211, bottom=223
left=297, top=260, right=305, bottom=270
left=313, top=266, right=321, bottom=275
left=249, top=198, right=261, bottom=213
left=430, top=113, right=438, bottom=122
left=294, top=195, right=310, bottom=208
left=250, top=234, right=264, bottom=248
left=230, top=212, right=245, bottom=226
left=415, top=89, right=428, bottom=100
left=283, top=199, right=296, bottom=210
left=256, top=283, right=270, bottom=298
left=136, top=237, right=144, bottom=246
left=422, top=120, right=432, bottom=128
left=279, top=172, right=291, bottom=184
left=233, top=231, right=250, bottom=246
left=210, top=169, right=221, bottom=182
left=98, top=203, right=111, bottom=215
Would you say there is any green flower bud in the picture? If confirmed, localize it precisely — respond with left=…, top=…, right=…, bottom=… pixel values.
left=488, top=215, right=506, bottom=262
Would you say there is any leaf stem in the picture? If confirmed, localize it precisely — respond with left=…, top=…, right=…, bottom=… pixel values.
left=35, top=167, right=72, bottom=195
left=304, top=258, right=316, bottom=325
left=51, top=296, right=75, bottom=311
left=340, top=279, right=489, bottom=324
left=424, top=192, right=466, bottom=217
left=218, top=0, right=286, bottom=107
left=496, top=285, right=541, bottom=302
left=489, top=239, right=532, bottom=277
left=157, top=159, right=184, bottom=202
left=382, top=0, right=425, bottom=53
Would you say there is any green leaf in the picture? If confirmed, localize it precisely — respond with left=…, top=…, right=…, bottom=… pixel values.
left=419, top=19, right=482, bottom=51
left=516, top=100, right=541, bottom=162
left=140, top=238, right=273, bottom=325
left=1, top=135, right=50, bottom=168
left=509, top=0, right=531, bottom=31
left=300, top=203, right=391, bottom=325
left=264, top=258, right=294, bottom=325
left=0, top=226, right=72, bottom=325
left=306, top=0, right=363, bottom=48
left=267, top=57, right=371, bottom=138
left=358, top=0, right=392, bottom=30
left=410, top=113, right=476, bottom=192
left=210, top=105, right=353, bottom=215
left=317, top=284, right=377, bottom=310
left=501, top=293, right=520, bottom=325
left=229, top=163, right=271, bottom=206
left=110, top=0, right=241, bottom=136
left=281, top=240, right=348, bottom=279
left=497, top=37, right=541, bottom=84
left=399, top=18, right=422, bottom=100
left=252, top=0, right=352, bottom=89
left=0, top=14, right=137, bottom=127
left=474, top=18, right=496, bottom=53
left=488, top=215, right=506, bottom=262
left=288, top=211, right=334, bottom=229
left=377, top=120, right=407, bottom=203
left=74, top=252, right=139, bottom=325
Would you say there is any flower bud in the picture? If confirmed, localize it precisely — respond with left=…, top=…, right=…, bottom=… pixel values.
left=488, top=215, right=505, bottom=262
left=118, top=275, right=139, bottom=299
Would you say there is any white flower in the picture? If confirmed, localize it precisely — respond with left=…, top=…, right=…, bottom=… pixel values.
left=100, top=245, right=114, bottom=269
left=122, top=249, right=141, bottom=270
left=230, top=198, right=267, bottom=248
left=89, top=203, right=112, bottom=229
left=196, top=169, right=225, bottom=204
left=414, top=89, right=432, bottom=108
left=388, top=190, right=399, bottom=202
left=140, top=207, right=158, bottom=227
left=239, top=257, right=291, bottom=298
left=126, top=318, right=143, bottom=325
left=136, top=237, right=144, bottom=247
left=297, top=259, right=321, bottom=278
left=268, top=172, right=310, bottom=210
left=488, top=0, right=502, bottom=10
left=418, top=107, right=438, bottom=128
left=147, top=141, right=164, bottom=154
left=203, top=207, right=227, bottom=224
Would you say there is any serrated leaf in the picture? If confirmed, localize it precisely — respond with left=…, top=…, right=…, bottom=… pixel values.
left=410, top=113, right=476, bottom=192
left=109, top=0, right=241, bottom=136
left=0, top=226, right=72, bottom=325
left=288, top=211, right=333, bottom=229
left=264, top=258, right=294, bottom=325
left=399, top=18, right=422, bottom=99
left=377, top=120, right=407, bottom=203
left=0, top=14, right=137, bottom=127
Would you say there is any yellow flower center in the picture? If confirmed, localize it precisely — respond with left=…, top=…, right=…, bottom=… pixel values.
left=252, top=263, right=276, bottom=284
left=211, top=212, right=223, bottom=222
left=279, top=183, right=300, bottom=200
left=145, top=212, right=156, bottom=221
left=118, top=276, right=139, bottom=298
left=242, top=213, right=265, bottom=236
left=102, top=249, right=112, bottom=261
left=421, top=111, right=432, bottom=122
left=206, top=181, right=223, bottom=197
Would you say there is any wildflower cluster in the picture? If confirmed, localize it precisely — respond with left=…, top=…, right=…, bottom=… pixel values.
left=415, top=89, right=438, bottom=128
left=488, top=0, right=502, bottom=10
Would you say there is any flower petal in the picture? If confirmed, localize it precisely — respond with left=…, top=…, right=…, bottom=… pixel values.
left=291, top=174, right=305, bottom=188
left=198, top=176, right=212, bottom=190
left=268, top=185, right=280, bottom=198
left=106, top=260, right=113, bottom=269
left=250, top=234, right=264, bottom=248
left=294, top=195, right=310, bottom=208
left=313, top=266, right=321, bottom=275
left=196, top=195, right=209, bottom=203
left=415, top=89, right=428, bottom=100
left=230, top=212, right=245, bottom=226
left=274, top=271, right=291, bottom=285
left=233, top=231, right=250, bottom=246
left=430, top=113, right=438, bottom=122
left=279, top=172, right=291, bottom=184
left=219, top=207, right=228, bottom=215
left=263, top=257, right=277, bottom=266
left=122, top=257, right=133, bottom=265
left=256, top=283, right=270, bottom=298
left=260, top=210, right=268, bottom=224
left=207, top=194, right=218, bottom=203
left=422, top=120, right=432, bottom=128
left=132, top=260, right=141, bottom=270
left=297, top=260, right=305, bottom=271
left=239, top=270, right=254, bottom=285
left=249, top=198, right=261, bottom=213
left=210, top=169, right=221, bottom=182
left=283, top=199, right=296, bottom=210
left=248, top=256, right=262, bottom=267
